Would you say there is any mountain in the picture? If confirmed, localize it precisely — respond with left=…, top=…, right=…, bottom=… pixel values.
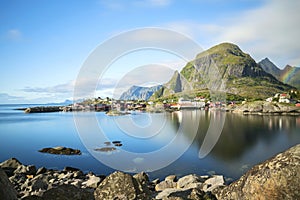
left=120, top=85, right=163, bottom=100
left=259, top=58, right=300, bottom=89
left=154, top=43, right=293, bottom=100
left=258, top=58, right=282, bottom=78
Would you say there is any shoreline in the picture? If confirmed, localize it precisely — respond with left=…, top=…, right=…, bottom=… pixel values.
left=16, top=101, right=300, bottom=116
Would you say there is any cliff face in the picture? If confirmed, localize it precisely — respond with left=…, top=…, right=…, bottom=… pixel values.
left=160, top=70, right=192, bottom=96
left=155, top=43, right=293, bottom=100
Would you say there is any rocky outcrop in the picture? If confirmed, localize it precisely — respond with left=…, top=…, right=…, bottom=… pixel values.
left=229, top=101, right=300, bottom=115
left=0, top=168, right=18, bottom=200
left=38, top=146, right=81, bottom=155
left=216, top=144, right=300, bottom=200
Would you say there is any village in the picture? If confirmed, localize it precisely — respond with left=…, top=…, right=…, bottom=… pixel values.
left=63, top=96, right=210, bottom=113
left=62, top=90, right=300, bottom=114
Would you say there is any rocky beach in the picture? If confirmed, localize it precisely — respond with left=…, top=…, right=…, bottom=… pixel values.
left=1, top=144, right=300, bottom=200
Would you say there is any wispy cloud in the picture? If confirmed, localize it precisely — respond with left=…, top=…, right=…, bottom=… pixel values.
left=0, top=93, right=23, bottom=103
left=21, top=81, right=75, bottom=94
left=6, top=29, right=23, bottom=41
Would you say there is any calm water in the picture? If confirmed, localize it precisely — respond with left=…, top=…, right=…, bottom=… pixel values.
left=0, top=104, right=300, bottom=181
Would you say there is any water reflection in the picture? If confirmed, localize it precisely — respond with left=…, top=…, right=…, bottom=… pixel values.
left=176, top=112, right=300, bottom=161
left=160, top=111, right=300, bottom=179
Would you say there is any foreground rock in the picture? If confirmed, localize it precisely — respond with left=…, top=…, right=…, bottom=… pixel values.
left=0, top=158, right=222, bottom=200
left=41, top=185, right=94, bottom=200
left=216, top=144, right=300, bottom=200
left=94, top=171, right=153, bottom=200
left=0, top=158, right=22, bottom=177
left=0, top=168, right=18, bottom=200
left=2, top=144, right=300, bottom=199
left=154, top=174, right=219, bottom=199
left=38, top=146, right=81, bottom=155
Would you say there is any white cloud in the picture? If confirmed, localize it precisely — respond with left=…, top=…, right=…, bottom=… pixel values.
left=165, top=1, right=300, bottom=67
left=215, top=0, right=300, bottom=67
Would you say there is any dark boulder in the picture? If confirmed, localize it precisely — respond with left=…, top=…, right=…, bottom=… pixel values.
left=216, top=144, right=300, bottom=200
left=42, top=184, right=94, bottom=200
left=94, top=171, right=153, bottom=200
left=0, top=168, right=18, bottom=200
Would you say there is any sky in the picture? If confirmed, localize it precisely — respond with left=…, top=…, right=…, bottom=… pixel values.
left=0, top=0, right=300, bottom=103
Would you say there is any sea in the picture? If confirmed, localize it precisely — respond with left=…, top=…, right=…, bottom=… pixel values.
left=0, top=104, right=300, bottom=181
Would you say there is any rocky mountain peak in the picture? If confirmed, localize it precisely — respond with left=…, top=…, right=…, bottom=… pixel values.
left=197, top=42, right=244, bottom=58
left=258, top=57, right=281, bottom=78
left=193, top=42, right=268, bottom=80
left=284, top=64, right=293, bottom=71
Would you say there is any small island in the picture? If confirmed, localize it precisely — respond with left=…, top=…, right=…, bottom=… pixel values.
left=38, top=146, right=81, bottom=155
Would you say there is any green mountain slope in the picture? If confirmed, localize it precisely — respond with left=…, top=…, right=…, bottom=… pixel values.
left=154, top=43, right=293, bottom=101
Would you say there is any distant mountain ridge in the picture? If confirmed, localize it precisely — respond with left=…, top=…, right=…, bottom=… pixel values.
left=120, top=85, right=163, bottom=100
left=259, top=58, right=300, bottom=89
left=153, top=43, right=293, bottom=100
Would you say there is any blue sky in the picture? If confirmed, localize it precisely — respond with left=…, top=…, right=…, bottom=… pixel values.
left=1, top=0, right=300, bottom=103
